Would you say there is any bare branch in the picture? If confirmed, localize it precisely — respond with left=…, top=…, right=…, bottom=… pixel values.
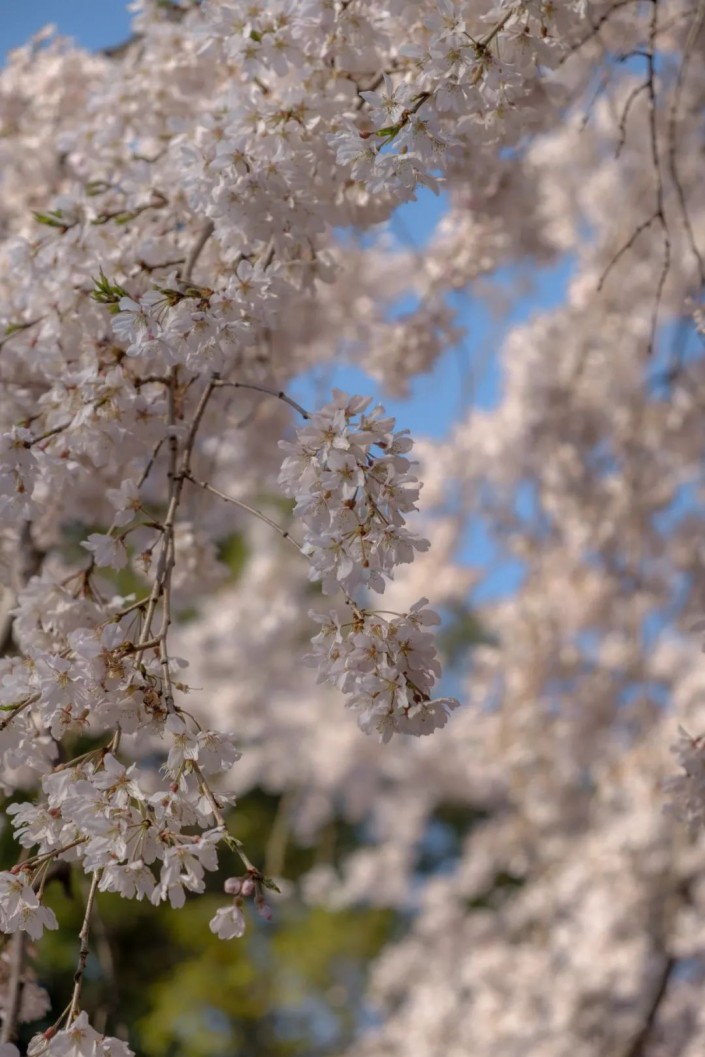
left=68, top=873, right=101, bottom=1023
left=185, top=474, right=305, bottom=553
left=181, top=220, right=215, bottom=284
left=213, top=379, right=311, bottom=419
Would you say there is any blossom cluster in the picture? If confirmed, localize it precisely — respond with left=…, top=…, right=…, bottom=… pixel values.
left=2, top=1012, right=134, bottom=1057
left=664, top=727, right=705, bottom=832
left=278, top=390, right=429, bottom=595
left=308, top=599, right=459, bottom=742
left=278, top=392, right=459, bottom=739
left=3, top=744, right=237, bottom=927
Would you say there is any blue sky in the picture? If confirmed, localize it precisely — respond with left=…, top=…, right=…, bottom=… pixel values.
left=3, top=3, right=132, bottom=56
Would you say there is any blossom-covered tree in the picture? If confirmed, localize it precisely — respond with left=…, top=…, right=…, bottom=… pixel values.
left=1, top=0, right=705, bottom=1054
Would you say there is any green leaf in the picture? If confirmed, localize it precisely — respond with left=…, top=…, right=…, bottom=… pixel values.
left=438, top=603, right=497, bottom=667
left=32, top=210, right=68, bottom=229
left=216, top=532, right=249, bottom=581
left=90, top=271, right=129, bottom=306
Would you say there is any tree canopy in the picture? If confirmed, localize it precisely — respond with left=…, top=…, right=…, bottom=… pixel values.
left=0, top=1, right=705, bottom=1055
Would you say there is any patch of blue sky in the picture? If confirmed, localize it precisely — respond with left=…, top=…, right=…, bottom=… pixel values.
left=653, top=481, right=702, bottom=536
left=642, top=570, right=692, bottom=645
left=2, top=2, right=132, bottom=59
left=294, top=185, right=575, bottom=442
left=647, top=314, right=705, bottom=394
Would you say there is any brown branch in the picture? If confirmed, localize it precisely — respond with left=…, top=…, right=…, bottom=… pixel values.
left=615, top=81, right=649, bottom=157
left=643, top=0, right=670, bottom=356
left=666, top=0, right=705, bottom=286
left=68, top=873, right=101, bottom=1023
left=598, top=210, right=659, bottom=292
left=562, top=0, right=644, bottom=63
left=597, top=0, right=671, bottom=356
left=620, top=954, right=676, bottom=1057
left=131, top=371, right=218, bottom=731
left=185, top=474, right=304, bottom=553
left=102, top=35, right=142, bottom=59
left=0, top=933, right=26, bottom=1045
left=181, top=220, right=215, bottom=284
left=213, top=378, right=310, bottom=419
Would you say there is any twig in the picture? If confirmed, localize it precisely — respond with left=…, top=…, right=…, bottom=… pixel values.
left=643, top=0, right=670, bottom=356
left=87, top=898, right=119, bottom=1034
left=213, top=379, right=310, bottom=419
left=133, top=372, right=217, bottom=661
left=157, top=374, right=180, bottom=715
left=598, top=211, right=659, bottom=292
left=185, top=475, right=305, bottom=553
left=68, top=872, right=101, bottom=1023
left=615, top=81, right=648, bottom=157
left=561, top=0, right=643, bottom=64
left=0, top=933, right=26, bottom=1044
left=666, top=0, right=705, bottom=286
left=620, top=954, right=676, bottom=1057
left=478, top=8, right=514, bottom=48
left=0, top=696, right=39, bottom=735
left=0, top=318, right=43, bottom=352
left=191, top=762, right=256, bottom=874
left=137, top=435, right=167, bottom=489
left=181, top=220, right=215, bottom=283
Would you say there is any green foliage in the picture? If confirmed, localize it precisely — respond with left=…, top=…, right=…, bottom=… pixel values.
left=414, top=801, right=490, bottom=877
left=464, top=869, right=525, bottom=912
left=3, top=789, right=394, bottom=1057
left=438, top=602, right=497, bottom=668
left=216, top=532, right=248, bottom=582
left=0, top=779, right=517, bottom=1056
left=90, top=272, right=130, bottom=313
left=32, top=210, right=71, bottom=231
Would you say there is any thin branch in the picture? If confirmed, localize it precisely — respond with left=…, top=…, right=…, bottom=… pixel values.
left=0, top=319, right=43, bottom=352
left=598, top=210, right=658, bottom=292
left=0, top=697, right=38, bottom=735
left=134, top=376, right=212, bottom=654
left=157, top=374, right=180, bottom=715
left=185, top=475, right=305, bottom=553
left=620, top=955, right=676, bottom=1057
left=213, top=379, right=310, bottom=419
left=137, top=435, right=167, bottom=489
left=68, top=872, right=101, bottom=1023
left=615, top=81, right=649, bottom=157
left=666, top=0, right=705, bottom=286
left=643, top=0, right=670, bottom=356
left=181, top=219, right=215, bottom=284
left=102, top=34, right=142, bottom=59
left=579, top=69, right=610, bottom=131
left=190, top=762, right=256, bottom=874
left=0, top=933, right=26, bottom=1044
left=87, top=898, right=119, bottom=1034
left=561, top=0, right=644, bottom=63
